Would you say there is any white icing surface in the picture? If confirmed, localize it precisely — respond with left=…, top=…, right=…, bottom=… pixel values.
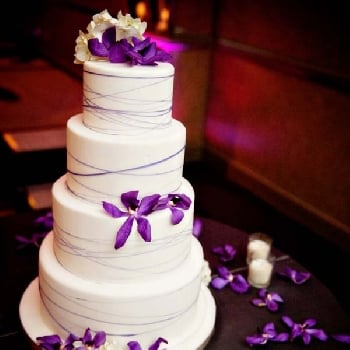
left=66, top=114, right=186, bottom=203
left=82, top=61, right=174, bottom=134
left=34, top=232, right=214, bottom=347
left=53, top=175, right=195, bottom=281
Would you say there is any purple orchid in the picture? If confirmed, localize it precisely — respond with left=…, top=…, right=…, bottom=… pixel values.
left=192, top=217, right=203, bottom=238
left=103, top=191, right=160, bottom=249
left=251, top=288, right=284, bottom=312
left=36, top=334, right=63, bottom=350
left=127, top=337, right=168, bottom=350
left=246, top=321, right=289, bottom=346
left=281, top=315, right=328, bottom=345
left=211, top=244, right=236, bottom=262
left=278, top=266, right=311, bottom=284
left=34, top=210, right=54, bottom=230
left=88, top=27, right=171, bottom=65
left=16, top=211, right=54, bottom=249
left=210, top=266, right=250, bottom=294
left=154, top=193, right=192, bottom=224
left=16, top=231, right=48, bottom=249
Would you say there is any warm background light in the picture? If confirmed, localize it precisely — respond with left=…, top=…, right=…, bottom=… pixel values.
left=135, top=1, right=147, bottom=20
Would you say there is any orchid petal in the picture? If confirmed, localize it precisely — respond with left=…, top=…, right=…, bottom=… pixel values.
left=273, top=332, right=290, bottom=342
left=102, top=26, right=117, bottom=49
left=230, top=274, right=250, bottom=294
left=216, top=265, right=231, bottom=279
left=307, top=328, right=328, bottom=341
left=136, top=216, right=151, bottom=242
left=115, top=216, right=134, bottom=249
left=149, top=337, right=168, bottom=350
left=138, top=194, right=160, bottom=215
left=102, top=201, right=126, bottom=218
left=169, top=193, right=191, bottom=209
left=251, top=298, right=266, bottom=307
left=170, top=207, right=184, bottom=224
left=88, top=38, right=109, bottom=57
left=121, top=190, right=139, bottom=208
left=127, top=341, right=142, bottom=350
left=93, top=331, right=107, bottom=347
left=281, top=315, right=294, bottom=328
left=246, top=334, right=267, bottom=345
left=82, top=328, right=93, bottom=343
left=210, top=277, right=229, bottom=289
left=192, top=218, right=203, bottom=238
left=109, top=43, right=129, bottom=63
left=332, top=334, right=350, bottom=343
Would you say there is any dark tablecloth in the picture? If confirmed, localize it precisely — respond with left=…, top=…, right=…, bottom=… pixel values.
left=0, top=212, right=349, bottom=349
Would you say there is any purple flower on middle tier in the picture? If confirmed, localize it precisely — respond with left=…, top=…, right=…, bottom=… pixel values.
left=154, top=193, right=192, bottom=224
left=103, top=191, right=160, bottom=249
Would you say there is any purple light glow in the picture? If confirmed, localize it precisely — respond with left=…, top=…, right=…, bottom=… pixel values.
left=146, top=34, right=188, bottom=52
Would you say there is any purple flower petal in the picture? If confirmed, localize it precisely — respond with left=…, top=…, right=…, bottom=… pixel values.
left=136, top=216, right=151, bottom=242
left=210, top=276, right=229, bottom=289
left=332, top=334, right=350, bottom=343
left=102, top=26, right=117, bottom=49
left=102, top=201, right=127, bottom=218
left=36, top=334, right=62, bottom=350
left=127, top=341, right=142, bottom=350
left=137, top=194, right=160, bottom=216
left=121, top=190, right=140, bottom=209
left=192, top=218, right=203, bottom=238
left=88, top=38, right=109, bottom=57
left=170, top=207, right=184, bottom=224
left=212, top=244, right=236, bottom=262
left=278, top=266, right=311, bottom=284
left=115, top=216, right=134, bottom=249
left=149, top=337, right=168, bottom=350
left=230, top=274, right=250, bottom=294
left=246, top=322, right=288, bottom=346
left=109, top=42, right=129, bottom=63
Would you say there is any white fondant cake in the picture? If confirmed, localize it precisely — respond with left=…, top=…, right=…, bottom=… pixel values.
left=19, top=9, right=216, bottom=350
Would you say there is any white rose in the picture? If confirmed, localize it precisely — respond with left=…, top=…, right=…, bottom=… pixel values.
left=115, top=10, right=147, bottom=42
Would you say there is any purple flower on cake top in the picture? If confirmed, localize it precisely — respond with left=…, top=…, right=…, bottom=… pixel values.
left=103, top=191, right=160, bottom=249
left=74, top=10, right=171, bottom=65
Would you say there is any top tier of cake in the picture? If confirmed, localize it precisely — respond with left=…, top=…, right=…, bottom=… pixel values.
left=82, top=61, right=175, bottom=135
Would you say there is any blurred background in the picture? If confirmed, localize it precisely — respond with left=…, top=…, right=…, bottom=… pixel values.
left=0, top=0, right=349, bottom=311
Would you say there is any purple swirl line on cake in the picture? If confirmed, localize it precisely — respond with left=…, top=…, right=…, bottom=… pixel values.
left=83, top=70, right=173, bottom=131
left=53, top=222, right=191, bottom=273
left=67, top=145, right=185, bottom=177
left=39, top=274, right=200, bottom=336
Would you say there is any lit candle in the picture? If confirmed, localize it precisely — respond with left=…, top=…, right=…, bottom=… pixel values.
left=246, top=232, right=272, bottom=263
left=248, top=258, right=274, bottom=288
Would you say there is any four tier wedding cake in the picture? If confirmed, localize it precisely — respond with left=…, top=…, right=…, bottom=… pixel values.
left=19, top=10, right=216, bottom=350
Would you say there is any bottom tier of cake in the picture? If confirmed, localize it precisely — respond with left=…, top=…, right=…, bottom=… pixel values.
left=20, top=278, right=216, bottom=350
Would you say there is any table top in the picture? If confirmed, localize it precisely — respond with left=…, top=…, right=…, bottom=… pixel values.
left=0, top=211, right=349, bottom=349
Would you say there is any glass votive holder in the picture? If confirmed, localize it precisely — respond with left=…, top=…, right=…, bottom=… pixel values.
left=246, top=232, right=273, bottom=263
left=247, top=257, right=274, bottom=289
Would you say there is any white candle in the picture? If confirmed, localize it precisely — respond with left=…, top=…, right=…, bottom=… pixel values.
left=247, top=232, right=272, bottom=263
left=248, top=258, right=274, bottom=288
